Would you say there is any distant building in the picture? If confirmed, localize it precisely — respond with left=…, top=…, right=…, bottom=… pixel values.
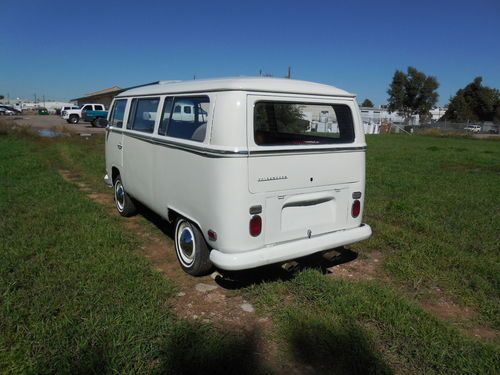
left=360, top=106, right=448, bottom=126
left=70, top=81, right=162, bottom=108
left=71, top=86, right=124, bottom=108
left=430, top=107, right=447, bottom=121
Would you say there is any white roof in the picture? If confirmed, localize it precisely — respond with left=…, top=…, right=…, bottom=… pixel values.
left=117, top=77, right=355, bottom=98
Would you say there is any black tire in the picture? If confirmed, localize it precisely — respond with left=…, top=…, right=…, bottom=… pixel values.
left=91, top=119, right=96, bottom=127
left=69, top=115, right=79, bottom=124
left=66, top=119, right=71, bottom=123
left=113, top=175, right=136, bottom=217
left=174, top=217, right=212, bottom=276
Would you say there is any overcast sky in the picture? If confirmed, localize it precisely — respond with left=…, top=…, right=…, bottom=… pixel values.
left=1, top=0, right=499, bottom=105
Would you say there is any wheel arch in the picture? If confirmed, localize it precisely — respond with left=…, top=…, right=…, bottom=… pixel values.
left=167, top=207, right=204, bottom=236
left=111, top=166, right=120, bottom=184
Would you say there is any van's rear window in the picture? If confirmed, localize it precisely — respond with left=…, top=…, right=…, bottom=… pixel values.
left=254, top=102, right=355, bottom=146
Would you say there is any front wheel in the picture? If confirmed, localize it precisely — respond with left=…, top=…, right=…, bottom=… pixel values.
left=174, top=218, right=212, bottom=276
left=69, top=115, right=79, bottom=124
left=114, top=175, right=136, bottom=217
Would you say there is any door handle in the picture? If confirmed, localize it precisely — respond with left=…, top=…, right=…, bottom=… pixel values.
left=117, top=144, right=123, bottom=150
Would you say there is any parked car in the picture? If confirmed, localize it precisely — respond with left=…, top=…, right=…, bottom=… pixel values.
left=464, top=124, right=481, bottom=133
left=488, top=128, right=499, bottom=134
left=38, top=108, right=49, bottom=115
left=104, top=77, right=371, bottom=276
left=61, top=103, right=106, bottom=124
left=82, top=107, right=108, bottom=127
left=0, top=105, right=21, bottom=116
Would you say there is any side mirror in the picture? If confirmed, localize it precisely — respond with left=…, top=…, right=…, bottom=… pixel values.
left=96, top=118, right=109, bottom=128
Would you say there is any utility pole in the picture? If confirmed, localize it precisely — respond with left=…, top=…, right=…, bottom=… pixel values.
left=287, top=66, right=291, bottom=79
left=259, top=69, right=262, bottom=76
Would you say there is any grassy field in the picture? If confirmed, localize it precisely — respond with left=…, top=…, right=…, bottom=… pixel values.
left=362, top=135, right=500, bottom=329
left=0, top=128, right=499, bottom=374
left=0, top=135, right=270, bottom=374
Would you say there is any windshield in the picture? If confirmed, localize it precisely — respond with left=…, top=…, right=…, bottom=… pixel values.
left=254, top=101, right=355, bottom=146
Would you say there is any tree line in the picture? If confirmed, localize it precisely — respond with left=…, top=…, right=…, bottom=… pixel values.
left=360, top=67, right=500, bottom=124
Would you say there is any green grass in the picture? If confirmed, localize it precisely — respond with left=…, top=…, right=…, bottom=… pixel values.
left=359, top=135, right=500, bottom=328
left=0, top=135, right=270, bottom=374
left=247, top=269, right=499, bottom=374
left=1, top=130, right=499, bottom=374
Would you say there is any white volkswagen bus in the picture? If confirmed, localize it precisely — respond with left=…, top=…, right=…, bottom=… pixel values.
left=104, top=77, right=371, bottom=275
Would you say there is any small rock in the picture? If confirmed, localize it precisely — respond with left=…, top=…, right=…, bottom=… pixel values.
left=195, top=283, right=218, bottom=293
left=258, top=317, right=269, bottom=323
left=192, top=315, right=198, bottom=320
left=177, top=292, right=186, bottom=297
left=240, top=303, right=255, bottom=313
left=202, top=319, right=210, bottom=323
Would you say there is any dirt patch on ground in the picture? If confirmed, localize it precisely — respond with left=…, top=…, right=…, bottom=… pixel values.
left=59, top=169, right=266, bottom=328
left=419, top=286, right=498, bottom=341
left=58, top=169, right=290, bottom=372
left=327, top=250, right=385, bottom=281
left=321, top=244, right=498, bottom=342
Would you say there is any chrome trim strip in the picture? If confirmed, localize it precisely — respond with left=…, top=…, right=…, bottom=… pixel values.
left=109, top=127, right=248, bottom=158
left=108, top=127, right=366, bottom=158
left=248, top=146, right=366, bottom=156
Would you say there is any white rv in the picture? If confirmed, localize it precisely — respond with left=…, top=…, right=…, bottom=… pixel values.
left=104, top=77, right=371, bottom=275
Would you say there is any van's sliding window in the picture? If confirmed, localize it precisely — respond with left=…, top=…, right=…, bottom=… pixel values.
left=128, top=97, right=160, bottom=133
left=254, top=102, right=355, bottom=146
left=162, top=96, right=209, bottom=142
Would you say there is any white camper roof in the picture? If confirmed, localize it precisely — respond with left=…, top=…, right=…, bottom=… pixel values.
left=117, top=77, right=355, bottom=98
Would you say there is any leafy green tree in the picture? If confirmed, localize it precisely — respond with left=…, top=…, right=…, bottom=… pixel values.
left=387, top=67, right=439, bottom=124
left=361, top=99, right=374, bottom=107
left=444, top=77, right=500, bottom=122
left=0, top=95, right=4, bottom=101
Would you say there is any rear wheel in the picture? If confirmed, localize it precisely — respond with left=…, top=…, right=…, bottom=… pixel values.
left=69, top=115, right=79, bottom=124
left=114, top=175, right=136, bottom=217
left=174, top=218, right=212, bottom=276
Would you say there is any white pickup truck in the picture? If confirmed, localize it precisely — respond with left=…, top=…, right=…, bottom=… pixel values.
left=62, top=103, right=105, bottom=124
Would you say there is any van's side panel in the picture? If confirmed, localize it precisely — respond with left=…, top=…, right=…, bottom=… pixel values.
left=121, top=96, right=163, bottom=205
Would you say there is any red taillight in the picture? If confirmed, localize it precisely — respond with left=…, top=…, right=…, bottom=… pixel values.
left=249, top=215, right=262, bottom=237
left=351, top=200, right=361, bottom=218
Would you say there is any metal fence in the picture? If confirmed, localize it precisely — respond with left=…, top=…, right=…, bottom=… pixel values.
left=417, top=121, right=499, bottom=134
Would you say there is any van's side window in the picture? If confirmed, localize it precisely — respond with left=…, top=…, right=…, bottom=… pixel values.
left=158, top=97, right=174, bottom=135
left=109, top=99, right=127, bottom=128
left=128, top=98, right=160, bottom=133
left=254, top=102, right=355, bottom=145
left=95, top=105, right=104, bottom=111
left=166, top=96, right=209, bottom=142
